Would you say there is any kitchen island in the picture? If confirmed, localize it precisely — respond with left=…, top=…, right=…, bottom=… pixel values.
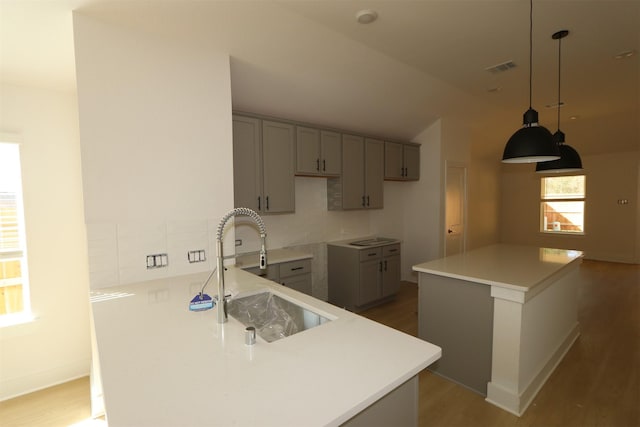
left=90, top=266, right=441, bottom=426
left=413, top=244, right=582, bottom=416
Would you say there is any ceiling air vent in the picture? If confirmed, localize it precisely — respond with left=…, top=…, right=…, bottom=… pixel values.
left=485, top=60, right=516, bottom=74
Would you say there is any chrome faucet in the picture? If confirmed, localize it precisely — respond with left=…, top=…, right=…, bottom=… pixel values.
left=215, top=207, right=267, bottom=323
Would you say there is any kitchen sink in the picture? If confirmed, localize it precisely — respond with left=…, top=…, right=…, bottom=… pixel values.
left=349, top=237, right=397, bottom=246
left=227, top=291, right=331, bottom=343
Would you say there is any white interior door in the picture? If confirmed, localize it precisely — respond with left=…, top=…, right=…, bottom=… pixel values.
left=445, top=163, right=467, bottom=257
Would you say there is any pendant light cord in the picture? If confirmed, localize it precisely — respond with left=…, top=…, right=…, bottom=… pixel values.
left=528, top=0, right=533, bottom=110
left=557, top=34, right=562, bottom=131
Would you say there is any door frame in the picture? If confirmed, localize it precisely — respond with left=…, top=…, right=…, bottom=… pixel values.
left=443, top=161, right=468, bottom=256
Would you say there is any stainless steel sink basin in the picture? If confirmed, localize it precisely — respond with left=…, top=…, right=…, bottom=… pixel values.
left=350, top=237, right=397, bottom=246
left=227, top=291, right=331, bottom=342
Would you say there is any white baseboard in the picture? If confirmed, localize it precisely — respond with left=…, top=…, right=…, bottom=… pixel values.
left=486, top=323, right=580, bottom=416
left=0, top=359, right=90, bottom=401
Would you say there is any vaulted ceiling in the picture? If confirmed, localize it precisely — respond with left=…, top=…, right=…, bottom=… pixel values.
left=1, top=1, right=638, bottom=158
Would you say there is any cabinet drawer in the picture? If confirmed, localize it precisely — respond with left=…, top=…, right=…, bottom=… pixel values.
left=359, top=247, right=382, bottom=261
left=279, top=259, right=312, bottom=278
left=383, top=244, right=401, bottom=257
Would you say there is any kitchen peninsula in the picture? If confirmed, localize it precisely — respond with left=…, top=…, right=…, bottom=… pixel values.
left=413, top=244, right=583, bottom=416
left=90, top=267, right=441, bottom=426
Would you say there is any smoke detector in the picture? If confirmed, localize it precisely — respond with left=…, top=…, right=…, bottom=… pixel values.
left=356, top=10, right=378, bottom=24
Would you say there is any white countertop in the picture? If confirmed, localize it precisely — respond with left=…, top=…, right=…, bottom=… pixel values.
left=91, top=267, right=441, bottom=426
left=327, top=236, right=400, bottom=250
left=235, top=248, right=312, bottom=269
left=412, top=244, right=583, bottom=292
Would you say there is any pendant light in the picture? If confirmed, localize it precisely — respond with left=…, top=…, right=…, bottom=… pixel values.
left=536, top=30, right=583, bottom=173
left=502, top=0, right=559, bottom=163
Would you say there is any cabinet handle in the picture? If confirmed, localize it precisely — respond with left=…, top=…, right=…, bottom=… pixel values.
left=316, top=158, right=320, bottom=171
left=384, top=260, right=388, bottom=271
left=291, top=266, right=304, bottom=271
left=323, top=159, right=326, bottom=171
left=367, top=252, right=377, bottom=257
left=379, top=261, right=383, bottom=272
left=266, top=196, right=270, bottom=210
left=367, top=195, right=370, bottom=206
left=258, top=196, right=261, bottom=210
left=388, top=248, right=397, bottom=253
left=362, top=196, right=366, bottom=207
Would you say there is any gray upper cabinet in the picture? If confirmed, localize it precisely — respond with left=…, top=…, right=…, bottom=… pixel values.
left=332, top=135, right=383, bottom=210
left=233, top=115, right=295, bottom=214
left=233, top=115, right=262, bottom=212
left=341, top=134, right=366, bottom=209
left=365, top=138, right=384, bottom=208
left=296, top=126, right=341, bottom=176
left=384, top=141, right=420, bottom=181
left=261, top=120, right=295, bottom=213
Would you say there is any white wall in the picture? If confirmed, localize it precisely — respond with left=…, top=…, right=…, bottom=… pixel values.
left=468, top=133, right=502, bottom=251
left=0, top=83, right=91, bottom=400
left=73, top=12, right=235, bottom=288
left=385, top=121, right=443, bottom=282
left=500, top=150, right=639, bottom=263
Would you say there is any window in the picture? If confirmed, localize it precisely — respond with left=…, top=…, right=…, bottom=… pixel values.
left=0, top=142, right=31, bottom=322
left=540, top=175, right=585, bottom=234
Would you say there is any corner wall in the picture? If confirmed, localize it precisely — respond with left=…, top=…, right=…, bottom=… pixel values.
left=500, top=150, right=639, bottom=263
left=0, top=83, right=91, bottom=400
left=73, top=12, right=235, bottom=288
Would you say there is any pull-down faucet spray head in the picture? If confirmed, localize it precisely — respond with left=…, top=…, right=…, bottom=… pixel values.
left=215, top=207, right=267, bottom=323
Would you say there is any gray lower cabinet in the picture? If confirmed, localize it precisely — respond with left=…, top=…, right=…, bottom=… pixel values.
left=232, top=115, right=295, bottom=214
left=328, top=243, right=400, bottom=311
left=244, top=258, right=312, bottom=296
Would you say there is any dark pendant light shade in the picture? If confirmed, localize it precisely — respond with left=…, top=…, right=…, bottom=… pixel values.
left=536, top=30, right=583, bottom=173
left=535, top=142, right=583, bottom=172
left=502, top=0, right=560, bottom=163
left=503, top=109, right=559, bottom=163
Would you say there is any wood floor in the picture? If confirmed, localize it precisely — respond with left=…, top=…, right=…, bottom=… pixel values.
left=0, top=259, right=637, bottom=426
left=360, top=259, right=639, bottom=427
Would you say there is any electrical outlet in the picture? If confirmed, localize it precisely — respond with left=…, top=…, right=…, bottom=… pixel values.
left=146, top=253, right=169, bottom=269
left=188, top=249, right=206, bottom=263
left=235, top=239, right=242, bottom=247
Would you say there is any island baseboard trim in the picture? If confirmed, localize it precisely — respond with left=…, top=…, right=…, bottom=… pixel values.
left=486, top=322, right=580, bottom=416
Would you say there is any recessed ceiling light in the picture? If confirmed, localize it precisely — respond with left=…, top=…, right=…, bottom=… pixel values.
left=487, top=86, right=502, bottom=93
left=569, top=115, right=579, bottom=120
left=356, top=9, right=378, bottom=24
left=614, top=50, right=636, bottom=60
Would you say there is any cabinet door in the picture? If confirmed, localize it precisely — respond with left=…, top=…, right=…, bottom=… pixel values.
left=262, top=120, right=295, bottom=213
left=296, top=126, right=320, bottom=175
left=341, top=134, right=365, bottom=209
left=281, top=274, right=312, bottom=296
left=384, top=141, right=404, bottom=180
left=382, top=255, right=401, bottom=297
left=359, top=258, right=382, bottom=306
left=365, top=138, right=384, bottom=209
left=404, top=144, right=420, bottom=181
left=232, top=115, right=261, bottom=211
left=320, top=130, right=341, bottom=176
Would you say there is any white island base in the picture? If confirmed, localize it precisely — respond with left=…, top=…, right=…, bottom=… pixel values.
left=413, top=245, right=583, bottom=416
